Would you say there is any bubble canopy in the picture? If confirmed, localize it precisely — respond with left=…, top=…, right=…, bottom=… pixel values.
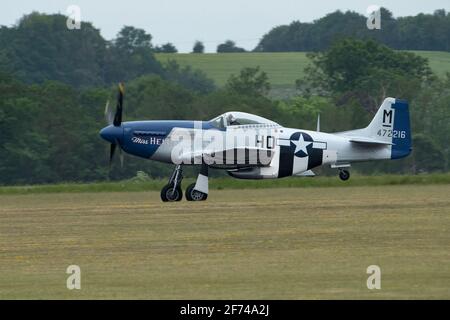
left=209, top=111, right=279, bottom=129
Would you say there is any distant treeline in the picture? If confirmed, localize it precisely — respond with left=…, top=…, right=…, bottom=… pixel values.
left=0, top=12, right=215, bottom=92
left=0, top=13, right=449, bottom=185
left=255, top=8, right=450, bottom=52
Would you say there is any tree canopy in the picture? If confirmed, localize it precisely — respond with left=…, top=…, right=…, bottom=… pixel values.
left=155, top=43, right=178, bottom=53
left=298, top=39, right=433, bottom=112
left=226, top=67, right=271, bottom=96
left=0, top=13, right=210, bottom=92
left=217, top=40, right=246, bottom=53
left=255, top=8, right=450, bottom=52
left=193, top=41, right=205, bottom=53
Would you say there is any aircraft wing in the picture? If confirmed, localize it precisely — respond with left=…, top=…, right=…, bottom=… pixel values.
left=295, top=170, right=316, bottom=177
left=180, top=147, right=274, bottom=166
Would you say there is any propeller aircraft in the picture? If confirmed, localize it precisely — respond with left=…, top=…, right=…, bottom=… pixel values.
left=100, top=84, right=412, bottom=202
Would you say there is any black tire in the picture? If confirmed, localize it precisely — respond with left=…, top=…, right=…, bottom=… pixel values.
left=339, top=170, right=350, bottom=181
left=185, top=183, right=208, bottom=201
left=161, top=184, right=183, bottom=202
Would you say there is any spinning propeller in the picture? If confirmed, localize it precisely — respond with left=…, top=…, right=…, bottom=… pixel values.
left=103, top=83, right=125, bottom=167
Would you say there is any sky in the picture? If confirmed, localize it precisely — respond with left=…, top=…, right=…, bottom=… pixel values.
left=1, top=0, right=449, bottom=52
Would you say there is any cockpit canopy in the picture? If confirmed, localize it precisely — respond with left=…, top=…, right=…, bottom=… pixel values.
left=209, top=111, right=279, bottom=129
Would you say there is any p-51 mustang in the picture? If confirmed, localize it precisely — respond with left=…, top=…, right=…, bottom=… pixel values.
left=100, top=84, right=411, bottom=202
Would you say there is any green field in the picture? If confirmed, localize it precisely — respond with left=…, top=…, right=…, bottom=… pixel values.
left=156, top=51, right=450, bottom=88
left=1, top=184, right=449, bottom=299
left=1, top=174, right=450, bottom=195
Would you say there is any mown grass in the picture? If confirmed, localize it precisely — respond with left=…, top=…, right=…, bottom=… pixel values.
left=1, top=185, right=449, bottom=299
left=156, top=51, right=450, bottom=88
left=1, top=173, right=449, bottom=195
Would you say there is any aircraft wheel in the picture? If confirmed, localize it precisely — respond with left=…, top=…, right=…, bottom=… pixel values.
left=185, top=183, right=208, bottom=201
left=339, top=170, right=350, bottom=181
left=161, top=184, right=183, bottom=202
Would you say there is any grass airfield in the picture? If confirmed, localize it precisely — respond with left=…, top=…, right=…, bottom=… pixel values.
left=0, top=184, right=449, bottom=299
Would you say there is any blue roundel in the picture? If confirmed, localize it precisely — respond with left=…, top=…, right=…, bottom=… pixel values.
left=289, top=132, right=314, bottom=158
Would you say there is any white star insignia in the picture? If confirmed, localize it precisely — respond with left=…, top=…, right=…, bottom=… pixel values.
left=292, top=134, right=312, bottom=156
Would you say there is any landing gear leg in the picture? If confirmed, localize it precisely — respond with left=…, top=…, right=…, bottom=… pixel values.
left=161, top=165, right=183, bottom=202
left=339, top=169, right=350, bottom=181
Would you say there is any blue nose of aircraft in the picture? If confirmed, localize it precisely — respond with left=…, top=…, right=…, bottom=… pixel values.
left=100, top=125, right=124, bottom=144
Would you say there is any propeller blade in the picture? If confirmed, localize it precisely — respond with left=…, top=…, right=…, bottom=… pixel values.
left=118, top=144, right=124, bottom=168
left=110, top=143, right=117, bottom=166
left=107, top=83, right=125, bottom=168
left=113, top=83, right=124, bottom=126
left=104, top=100, right=114, bottom=125
left=109, top=141, right=124, bottom=168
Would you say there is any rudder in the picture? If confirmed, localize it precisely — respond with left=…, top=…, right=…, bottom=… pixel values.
left=390, top=99, right=412, bottom=159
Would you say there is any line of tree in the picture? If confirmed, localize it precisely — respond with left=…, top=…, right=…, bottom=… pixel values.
left=0, top=13, right=212, bottom=93
left=217, top=40, right=246, bottom=53
left=154, top=42, right=178, bottom=53
left=255, top=8, right=450, bottom=52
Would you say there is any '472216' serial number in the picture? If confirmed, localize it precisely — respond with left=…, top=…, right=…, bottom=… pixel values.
left=377, top=129, right=406, bottom=139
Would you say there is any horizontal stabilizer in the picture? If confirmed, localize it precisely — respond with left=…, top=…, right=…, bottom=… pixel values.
left=349, top=137, right=394, bottom=145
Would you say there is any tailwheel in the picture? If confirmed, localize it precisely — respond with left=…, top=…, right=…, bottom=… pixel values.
left=185, top=183, right=208, bottom=201
left=161, top=184, right=183, bottom=202
left=339, top=169, right=350, bottom=181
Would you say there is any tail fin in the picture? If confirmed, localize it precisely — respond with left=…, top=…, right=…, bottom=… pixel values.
left=365, top=98, right=412, bottom=159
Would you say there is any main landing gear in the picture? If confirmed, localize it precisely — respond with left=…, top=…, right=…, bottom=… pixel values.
left=185, top=183, right=208, bottom=201
left=161, top=165, right=183, bottom=202
left=160, top=165, right=209, bottom=202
